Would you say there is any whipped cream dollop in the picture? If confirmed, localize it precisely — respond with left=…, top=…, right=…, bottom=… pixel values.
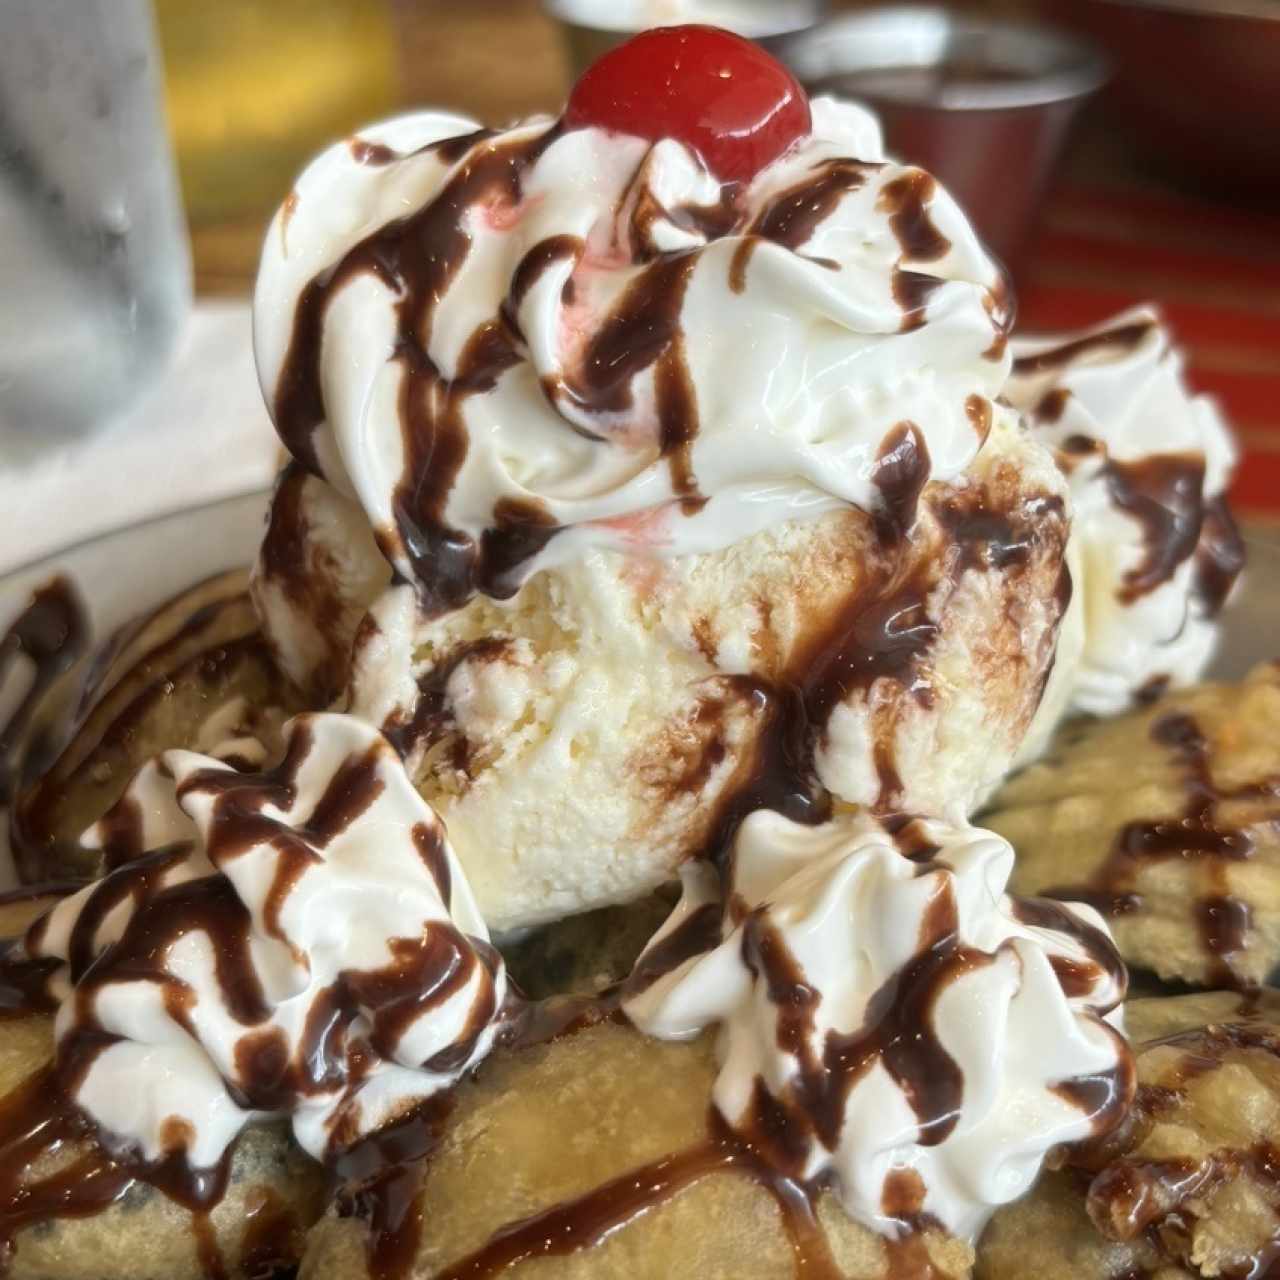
left=1007, top=307, right=1243, bottom=716
left=21, top=712, right=504, bottom=1168
left=254, top=97, right=1010, bottom=620
left=624, top=809, right=1132, bottom=1240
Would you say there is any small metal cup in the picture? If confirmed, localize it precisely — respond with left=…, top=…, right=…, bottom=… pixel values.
left=779, top=6, right=1108, bottom=273
left=544, top=0, right=829, bottom=78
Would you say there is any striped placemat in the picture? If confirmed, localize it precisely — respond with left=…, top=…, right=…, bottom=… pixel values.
left=1018, top=182, right=1280, bottom=519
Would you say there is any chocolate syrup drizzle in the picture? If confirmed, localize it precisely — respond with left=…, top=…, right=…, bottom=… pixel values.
left=329, top=1094, right=453, bottom=1280
left=1043, top=710, right=1278, bottom=989
left=0, top=1054, right=306, bottom=1279
left=328, top=1019, right=963, bottom=1280
left=735, top=882, right=1129, bottom=1179
left=558, top=249, right=705, bottom=505
left=256, top=461, right=349, bottom=702
left=1098, top=455, right=1243, bottom=616
left=664, top=497, right=979, bottom=847
left=94, top=726, right=496, bottom=1109
left=383, top=636, right=511, bottom=766
left=349, top=137, right=400, bottom=167
left=430, top=1106, right=848, bottom=1280
left=1105, top=453, right=1208, bottom=604
left=879, top=171, right=952, bottom=334
left=695, top=459, right=1069, bottom=853
left=0, top=577, right=89, bottom=808
left=274, top=123, right=542, bottom=615
left=879, top=171, right=950, bottom=263
left=1195, top=495, right=1246, bottom=618
left=728, top=155, right=876, bottom=293
left=0, top=1053, right=242, bottom=1273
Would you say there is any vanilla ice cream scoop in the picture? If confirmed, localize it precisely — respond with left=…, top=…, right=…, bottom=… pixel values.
left=21, top=712, right=505, bottom=1168
left=1008, top=307, right=1243, bottom=718
left=625, top=810, right=1133, bottom=1241
left=357, top=407, right=1073, bottom=930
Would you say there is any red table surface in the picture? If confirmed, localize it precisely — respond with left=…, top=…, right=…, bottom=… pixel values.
left=1017, top=182, right=1280, bottom=521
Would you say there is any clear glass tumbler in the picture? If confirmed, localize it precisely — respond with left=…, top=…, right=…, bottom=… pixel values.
left=0, top=0, right=191, bottom=445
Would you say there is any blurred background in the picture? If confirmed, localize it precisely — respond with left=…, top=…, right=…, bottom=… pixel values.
left=1, top=0, right=1276, bottom=564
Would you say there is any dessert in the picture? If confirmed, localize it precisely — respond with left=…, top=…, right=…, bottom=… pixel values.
left=0, top=20, right=1262, bottom=1280
left=986, top=662, right=1280, bottom=989
left=299, top=1022, right=977, bottom=1280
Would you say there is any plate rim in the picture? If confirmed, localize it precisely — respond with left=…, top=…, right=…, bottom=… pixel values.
left=0, top=485, right=274, bottom=593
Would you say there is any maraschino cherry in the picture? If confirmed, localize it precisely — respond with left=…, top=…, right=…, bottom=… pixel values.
left=563, top=25, right=811, bottom=185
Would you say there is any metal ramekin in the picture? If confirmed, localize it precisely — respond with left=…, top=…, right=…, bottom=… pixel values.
left=778, top=6, right=1109, bottom=271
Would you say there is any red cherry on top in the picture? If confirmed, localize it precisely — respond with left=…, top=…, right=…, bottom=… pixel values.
left=563, top=24, right=811, bottom=185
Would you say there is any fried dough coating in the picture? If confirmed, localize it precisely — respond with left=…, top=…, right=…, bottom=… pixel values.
left=979, top=990, right=1280, bottom=1279
left=0, top=1014, right=324, bottom=1280
left=500, top=891, right=675, bottom=999
left=302, top=1022, right=973, bottom=1279
left=985, top=663, right=1280, bottom=988
left=0, top=894, right=63, bottom=940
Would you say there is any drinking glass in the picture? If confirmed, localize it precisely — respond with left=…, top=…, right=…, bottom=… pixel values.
left=0, top=0, right=192, bottom=445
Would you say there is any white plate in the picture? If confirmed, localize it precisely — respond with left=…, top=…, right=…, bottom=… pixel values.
left=0, top=496, right=1276, bottom=885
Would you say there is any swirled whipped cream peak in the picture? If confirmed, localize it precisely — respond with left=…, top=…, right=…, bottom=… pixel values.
left=624, top=809, right=1134, bottom=1240
left=19, top=711, right=505, bottom=1169
left=1008, top=306, right=1244, bottom=718
left=253, top=69, right=1011, bottom=639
